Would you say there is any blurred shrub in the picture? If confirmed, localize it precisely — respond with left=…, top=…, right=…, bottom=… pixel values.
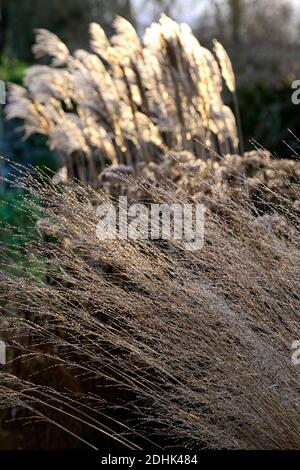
left=0, top=187, right=35, bottom=246
left=0, top=186, right=46, bottom=280
left=236, top=82, right=300, bottom=156
left=0, top=55, right=27, bottom=85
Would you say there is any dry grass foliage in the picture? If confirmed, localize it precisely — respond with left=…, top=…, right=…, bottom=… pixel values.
left=139, top=149, right=300, bottom=214
left=6, top=15, right=239, bottom=186
left=0, top=160, right=299, bottom=449
left=2, top=12, right=300, bottom=452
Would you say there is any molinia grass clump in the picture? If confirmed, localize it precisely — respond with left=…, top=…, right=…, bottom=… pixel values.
left=6, top=15, right=239, bottom=186
left=0, top=163, right=299, bottom=449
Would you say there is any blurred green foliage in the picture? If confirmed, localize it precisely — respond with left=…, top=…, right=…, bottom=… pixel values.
left=0, top=54, right=26, bottom=85
left=237, top=82, right=300, bottom=157
left=0, top=188, right=26, bottom=227
left=0, top=187, right=46, bottom=280
left=0, top=187, right=35, bottom=244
